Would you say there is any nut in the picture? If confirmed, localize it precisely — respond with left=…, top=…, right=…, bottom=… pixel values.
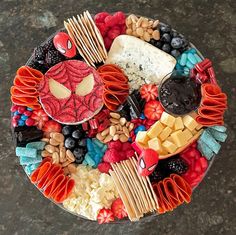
left=136, top=27, right=144, bottom=37
left=52, top=132, right=64, bottom=143
left=63, top=167, right=70, bottom=175
left=113, top=134, right=119, bottom=141
left=143, top=32, right=151, bottom=42
left=96, top=132, right=104, bottom=141
left=52, top=152, right=59, bottom=164
left=49, top=138, right=60, bottom=146
left=119, top=117, right=127, bottom=126
left=45, top=144, right=55, bottom=154
left=103, top=134, right=113, bottom=143
left=119, top=134, right=129, bottom=143
left=109, top=126, right=116, bottom=136
left=153, top=19, right=160, bottom=28
left=110, top=112, right=121, bottom=119
left=67, top=163, right=77, bottom=174
left=128, top=122, right=135, bottom=131
left=41, top=150, right=51, bottom=158
left=66, top=149, right=75, bottom=162
left=126, top=17, right=132, bottom=26
left=126, top=28, right=133, bottom=35
left=136, top=17, right=144, bottom=27
left=141, top=19, right=149, bottom=28
left=147, top=28, right=153, bottom=34
left=152, top=30, right=160, bottom=40
left=101, top=128, right=109, bottom=136
left=62, top=160, right=71, bottom=167
left=59, top=147, right=66, bottom=162
left=41, top=138, right=49, bottom=143
left=123, top=126, right=130, bottom=137
left=130, top=14, right=138, bottom=23
left=110, top=118, right=120, bottom=124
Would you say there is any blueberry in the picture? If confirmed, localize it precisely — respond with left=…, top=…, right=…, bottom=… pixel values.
left=78, top=138, right=87, bottom=148
left=162, top=43, right=171, bottom=53
left=161, top=33, right=171, bottom=43
left=170, top=30, right=179, bottom=38
left=170, top=49, right=181, bottom=58
left=160, top=24, right=171, bottom=33
left=62, top=125, right=74, bottom=136
left=171, top=37, right=184, bottom=49
left=73, top=148, right=85, bottom=164
left=65, top=137, right=76, bottom=149
left=149, top=39, right=156, bottom=46
left=72, top=130, right=83, bottom=140
left=154, top=40, right=163, bottom=49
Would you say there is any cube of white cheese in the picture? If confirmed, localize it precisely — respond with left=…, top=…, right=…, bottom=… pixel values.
left=182, top=115, right=198, bottom=131
left=160, top=112, right=176, bottom=128
left=162, top=140, right=177, bottom=154
left=159, top=126, right=172, bottom=141
left=147, top=121, right=164, bottom=139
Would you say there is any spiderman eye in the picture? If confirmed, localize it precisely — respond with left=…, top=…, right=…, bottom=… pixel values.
left=57, top=47, right=66, bottom=54
left=49, top=78, right=71, bottom=99
left=148, top=164, right=157, bottom=172
left=140, top=158, right=146, bottom=169
left=75, top=74, right=94, bottom=96
left=67, top=39, right=72, bottom=49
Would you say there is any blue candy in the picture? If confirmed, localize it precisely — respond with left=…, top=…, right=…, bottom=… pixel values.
left=18, top=119, right=25, bottom=126
left=20, top=154, right=42, bottom=165
left=188, top=48, right=197, bottom=54
left=209, top=125, right=227, bottom=133
left=86, top=138, right=94, bottom=152
left=27, top=107, right=33, bottom=111
left=92, top=139, right=105, bottom=149
left=139, top=113, right=145, bottom=120
left=13, top=111, right=19, bottom=116
left=134, top=125, right=146, bottom=135
left=187, top=53, right=197, bottom=64
left=186, top=61, right=194, bottom=69
left=193, top=53, right=202, bottom=63
left=85, top=153, right=95, bottom=167
left=93, top=153, right=102, bottom=166
left=208, top=128, right=227, bottom=143
left=16, top=147, right=37, bottom=158
left=197, top=139, right=215, bottom=160
left=26, top=141, right=46, bottom=150
left=21, top=115, right=28, bottom=121
left=200, top=130, right=221, bottom=154
left=180, top=53, right=187, bottom=66
left=24, top=163, right=40, bottom=175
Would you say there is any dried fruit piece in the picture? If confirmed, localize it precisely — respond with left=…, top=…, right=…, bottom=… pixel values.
left=97, top=208, right=114, bottom=224
left=144, top=100, right=164, bottom=120
left=111, top=198, right=128, bottom=219
left=140, top=84, right=158, bottom=102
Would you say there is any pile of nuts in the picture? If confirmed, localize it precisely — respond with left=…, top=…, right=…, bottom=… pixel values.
left=125, top=14, right=160, bottom=42
left=41, top=132, right=77, bottom=174
left=96, top=112, right=134, bottom=143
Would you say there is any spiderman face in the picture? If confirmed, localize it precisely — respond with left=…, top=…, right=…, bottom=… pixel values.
left=137, top=148, right=159, bottom=176
left=38, top=60, right=104, bottom=125
left=53, top=32, right=76, bottom=58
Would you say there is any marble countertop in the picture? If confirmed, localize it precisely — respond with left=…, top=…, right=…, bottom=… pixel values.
left=0, top=0, right=235, bottom=234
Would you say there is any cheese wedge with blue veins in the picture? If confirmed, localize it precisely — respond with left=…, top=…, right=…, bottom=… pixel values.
left=106, top=35, right=176, bottom=92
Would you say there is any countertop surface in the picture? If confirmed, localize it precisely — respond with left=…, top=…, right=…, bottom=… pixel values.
left=0, top=0, right=235, bottom=234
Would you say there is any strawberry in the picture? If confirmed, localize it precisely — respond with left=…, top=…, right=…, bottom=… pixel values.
left=111, top=198, right=128, bottom=219
left=97, top=208, right=114, bottom=224
left=103, top=149, right=120, bottom=163
left=42, top=120, right=62, bottom=133
left=144, top=100, right=164, bottom=120
left=98, top=162, right=112, bottom=174
left=140, top=84, right=158, bottom=102
left=31, top=109, right=49, bottom=129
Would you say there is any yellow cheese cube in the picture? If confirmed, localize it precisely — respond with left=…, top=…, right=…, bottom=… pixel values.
left=136, top=131, right=149, bottom=144
left=192, top=129, right=198, bottom=135
left=147, top=121, right=164, bottom=139
left=160, top=112, right=176, bottom=128
left=174, top=117, right=184, bottom=131
left=159, top=126, right=172, bottom=141
left=196, top=123, right=203, bottom=130
left=159, top=149, right=168, bottom=155
left=162, top=140, right=178, bottom=154
left=182, top=115, right=198, bottom=131
left=170, top=130, right=187, bottom=148
left=182, top=128, right=193, bottom=141
left=148, top=137, right=163, bottom=153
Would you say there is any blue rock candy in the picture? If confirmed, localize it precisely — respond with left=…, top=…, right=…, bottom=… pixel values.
left=85, top=153, right=95, bottom=167
left=86, top=138, right=94, bottom=152
left=187, top=53, right=198, bottom=64
left=24, top=163, right=40, bottom=175
left=20, top=154, right=42, bottom=165
left=193, top=53, right=202, bottom=63
left=200, top=130, right=221, bottom=154
left=180, top=53, right=187, bottom=66
left=188, top=48, right=197, bottom=54
left=186, top=61, right=194, bottom=69
left=16, top=147, right=37, bottom=158
left=93, top=153, right=102, bottom=166
left=101, top=144, right=107, bottom=153
left=208, top=128, right=227, bottom=143
left=197, top=139, right=215, bottom=160
left=92, top=139, right=104, bottom=149
left=209, top=125, right=227, bottom=133
left=26, top=141, right=46, bottom=150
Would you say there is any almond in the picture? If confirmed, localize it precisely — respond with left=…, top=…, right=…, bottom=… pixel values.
left=119, top=134, right=129, bottom=143
left=110, top=112, right=121, bottom=119
left=103, top=134, right=113, bottom=143
left=119, top=117, right=127, bottom=126
left=109, top=126, right=116, bottom=136
left=52, top=132, right=64, bottom=143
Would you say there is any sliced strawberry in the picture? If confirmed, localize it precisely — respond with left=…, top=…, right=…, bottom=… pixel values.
left=144, top=100, right=164, bottom=120
left=97, top=208, right=114, bottom=224
left=42, top=120, right=62, bottom=133
left=31, top=109, right=49, bottom=129
left=111, top=198, right=128, bottom=219
left=98, top=162, right=112, bottom=174
left=140, top=84, right=158, bottom=102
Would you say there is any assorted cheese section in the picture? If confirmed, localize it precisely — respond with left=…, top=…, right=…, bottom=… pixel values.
left=136, top=112, right=203, bottom=157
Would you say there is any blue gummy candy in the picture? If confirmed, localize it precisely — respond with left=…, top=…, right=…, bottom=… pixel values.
left=26, top=141, right=46, bottom=151
left=207, top=128, right=227, bottom=143
left=19, top=154, right=42, bottom=165
left=188, top=48, right=197, bottom=54
left=85, top=154, right=95, bottom=167
left=197, top=139, right=215, bottom=160
left=175, top=63, right=183, bottom=70
left=180, top=53, right=187, bottom=66
left=13, top=111, right=19, bottom=116
left=86, top=138, right=94, bottom=152
left=200, top=130, right=221, bottom=154
left=186, top=61, right=194, bottom=69
left=92, top=139, right=104, bottom=149
left=134, top=125, right=146, bottom=135
left=27, top=107, right=33, bottom=111
left=93, top=153, right=102, bottom=166
left=101, top=144, right=107, bottom=153
left=209, top=125, right=227, bottom=133
left=139, top=113, right=145, bottom=120
left=21, top=115, right=28, bottom=121
left=16, top=147, right=37, bottom=158
left=193, top=53, right=202, bottom=63
left=18, top=119, right=25, bottom=126
left=184, top=70, right=190, bottom=75
left=187, top=53, right=198, bottom=64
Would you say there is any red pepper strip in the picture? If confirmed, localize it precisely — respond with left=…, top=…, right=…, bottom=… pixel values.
left=30, top=161, right=52, bottom=184
left=10, top=86, right=39, bottom=97
left=43, top=174, right=66, bottom=198
left=53, top=177, right=75, bottom=203
left=37, top=164, right=63, bottom=189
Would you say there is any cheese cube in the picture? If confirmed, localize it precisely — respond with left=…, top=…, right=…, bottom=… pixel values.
left=196, top=123, right=203, bottom=130
left=174, top=117, right=184, bottom=131
left=182, top=115, right=198, bottom=131
left=159, top=126, right=172, bottom=141
left=147, top=121, right=164, bottom=138
left=160, top=112, right=176, bottom=128
left=182, top=128, right=193, bottom=141
left=136, top=131, right=149, bottom=144
left=171, top=130, right=187, bottom=147
left=162, top=140, right=177, bottom=154
left=148, top=137, right=163, bottom=153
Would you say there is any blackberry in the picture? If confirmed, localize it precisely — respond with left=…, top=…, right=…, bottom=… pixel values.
left=161, top=33, right=171, bottom=43
left=46, top=50, right=64, bottom=67
left=27, top=60, right=48, bottom=74
left=165, top=157, right=188, bottom=175
left=160, top=24, right=171, bottom=33
left=149, top=166, right=168, bottom=183
left=43, top=38, right=55, bottom=51
left=34, top=46, right=47, bottom=61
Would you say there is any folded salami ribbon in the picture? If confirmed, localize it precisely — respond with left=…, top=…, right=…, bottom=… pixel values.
left=196, top=83, right=227, bottom=126
left=30, top=161, right=75, bottom=203
left=152, top=174, right=192, bottom=214
left=98, top=64, right=129, bottom=111
left=11, top=66, right=44, bottom=109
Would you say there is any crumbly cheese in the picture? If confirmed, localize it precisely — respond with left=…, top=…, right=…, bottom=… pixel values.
left=106, top=35, right=176, bottom=92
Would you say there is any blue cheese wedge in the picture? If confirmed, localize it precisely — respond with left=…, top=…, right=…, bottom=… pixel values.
left=106, top=35, right=176, bottom=91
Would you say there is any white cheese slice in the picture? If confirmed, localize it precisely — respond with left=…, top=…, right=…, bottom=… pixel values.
left=106, top=35, right=176, bottom=92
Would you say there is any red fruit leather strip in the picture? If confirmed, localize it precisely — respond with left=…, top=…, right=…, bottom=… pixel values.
left=43, top=174, right=66, bottom=198
left=11, top=96, right=41, bottom=109
left=201, top=84, right=227, bottom=101
left=14, top=77, right=38, bottom=87
left=100, top=73, right=128, bottom=84
left=17, top=66, right=44, bottom=82
left=37, top=164, right=63, bottom=189
left=104, top=84, right=129, bottom=93
left=30, top=161, right=52, bottom=184
left=196, top=116, right=224, bottom=126
left=10, top=86, right=39, bottom=97
left=171, top=174, right=192, bottom=203
left=39, top=157, right=52, bottom=167
left=201, top=99, right=227, bottom=110
left=97, top=64, right=123, bottom=74
left=163, top=178, right=182, bottom=208
left=152, top=183, right=166, bottom=214
left=198, top=107, right=224, bottom=118
left=53, top=177, right=75, bottom=203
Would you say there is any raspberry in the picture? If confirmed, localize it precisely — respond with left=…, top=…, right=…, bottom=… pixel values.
left=107, top=27, right=121, bottom=40
left=108, top=140, right=122, bottom=150
left=126, top=149, right=135, bottom=158
left=113, top=11, right=126, bottom=25
left=98, top=162, right=112, bottom=174
left=96, top=23, right=108, bottom=37
left=104, top=37, right=113, bottom=50
left=94, top=12, right=110, bottom=24
left=104, top=15, right=116, bottom=28
left=121, top=142, right=132, bottom=152
left=103, top=149, right=120, bottom=163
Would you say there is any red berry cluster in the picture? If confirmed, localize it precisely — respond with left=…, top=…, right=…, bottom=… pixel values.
left=94, top=11, right=126, bottom=50
left=180, top=142, right=208, bottom=188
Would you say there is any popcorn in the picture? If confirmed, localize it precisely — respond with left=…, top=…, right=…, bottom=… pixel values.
left=63, top=165, right=118, bottom=220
